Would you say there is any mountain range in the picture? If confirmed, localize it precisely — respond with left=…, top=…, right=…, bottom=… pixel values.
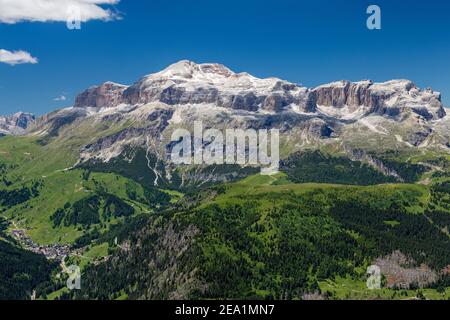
left=1, top=61, right=450, bottom=300
left=4, top=61, right=450, bottom=185
left=0, top=112, right=35, bottom=136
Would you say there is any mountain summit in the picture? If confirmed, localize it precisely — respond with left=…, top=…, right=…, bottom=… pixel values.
left=1, top=64, right=450, bottom=300
left=3, top=61, right=449, bottom=178
left=73, top=60, right=446, bottom=120
left=75, top=60, right=311, bottom=113
left=0, top=112, right=35, bottom=136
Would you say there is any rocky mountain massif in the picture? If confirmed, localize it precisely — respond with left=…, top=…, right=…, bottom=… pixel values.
left=12, top=60, right=446, bottom=186
left=0, top=112, right=35, bottom=136
left=71, top=60, right=445, bottom=120
left=1, top=61, right=450, bottom=300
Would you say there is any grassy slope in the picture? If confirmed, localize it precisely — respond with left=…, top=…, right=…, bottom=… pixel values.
left=2, top=125, right=449, bottom=300
left=319, top=276, right=450, bottom=300
left=0, top=132, right=175, bottom=299
left=70, top=172, right=450, bottom=300
left=0, top=134, right=173, bottom=244
left=213, top=173, right=429, bottom=212
left=187, top=175, right=448, bottom=299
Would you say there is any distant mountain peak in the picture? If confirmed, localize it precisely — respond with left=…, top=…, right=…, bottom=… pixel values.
left=313, top=79, right=445, bottom=120
left=74, top=60, right=302, bottom=111
left=71, top=61, right=446, bottom=122
left=152, top=60, right=235, bottom=80
left=0, top=112, right=35, bottom=136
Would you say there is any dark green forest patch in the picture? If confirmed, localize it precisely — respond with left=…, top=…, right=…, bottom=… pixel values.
left=281, top=151, right=398, bottom=185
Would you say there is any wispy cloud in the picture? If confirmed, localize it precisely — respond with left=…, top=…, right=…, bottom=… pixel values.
left=0, top=49, right=38, bottom=65
left=0, top=0, right=120, bottom=24
left=53, top=95, right=67, bottom=102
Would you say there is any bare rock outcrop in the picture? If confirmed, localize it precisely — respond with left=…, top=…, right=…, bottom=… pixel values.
left=374, top=251, right=439, bottom=289
left=0, top=112, right=36, bottom=135
left=72, top=61, right=446, bottom=124
left=74, top=60, right=314, bottom=113
left=313, top=80, right=446, bottom=120
left=74, top=81, right=128, bottom=108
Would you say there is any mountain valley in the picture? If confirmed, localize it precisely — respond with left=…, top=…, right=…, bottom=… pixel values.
left=1, top=61, right=449, bottom=300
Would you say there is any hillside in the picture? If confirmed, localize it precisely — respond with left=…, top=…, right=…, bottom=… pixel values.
left=0, top=61, right=449, bottom=300
left=62, top=175, right=450, bottom=300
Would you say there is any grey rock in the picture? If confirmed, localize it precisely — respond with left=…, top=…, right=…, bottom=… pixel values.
left=74, top=81, right=128, bottom=108
left=313, top=80, right=446, bottom=120
left=0, top=112, right=35, bottom=135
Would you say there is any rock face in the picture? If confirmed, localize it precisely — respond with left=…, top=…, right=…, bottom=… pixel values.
left=0, top=112, right=35, bottom=135
left=314, top=80, right=374, bottom=109
left=313, top=80, right=445, bottom=120
left=374, top=251, right=439, bottom=289
left=72, top=61, right=446, bottom=123
left=75, top=60, right=314, bottom=113
left=26, top=60, right=450, bottom=171
left=74, top=82, right=128, bottom=109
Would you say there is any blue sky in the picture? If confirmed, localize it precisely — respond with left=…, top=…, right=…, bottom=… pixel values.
left=1, top=0, right=449, bottom=115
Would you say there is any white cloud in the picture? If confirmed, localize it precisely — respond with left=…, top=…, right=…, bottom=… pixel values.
left=0, top=49, right=38, bottom=65
left=0, top=0, right=120, bottom=24
left=54, top=95, right=67, bottom=101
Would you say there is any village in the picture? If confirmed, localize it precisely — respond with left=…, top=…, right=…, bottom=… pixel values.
left=11, top=229, right=70, bottom=261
